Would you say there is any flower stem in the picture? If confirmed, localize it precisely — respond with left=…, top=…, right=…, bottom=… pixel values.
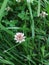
left=27, top=3, right=35, bottom=41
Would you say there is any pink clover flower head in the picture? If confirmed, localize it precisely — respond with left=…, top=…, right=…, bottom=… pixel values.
left=14, top=32, right=26, bottom=43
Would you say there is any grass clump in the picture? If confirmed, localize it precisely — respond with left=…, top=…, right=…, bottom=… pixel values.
left=0, top=0, right=49, bottom=65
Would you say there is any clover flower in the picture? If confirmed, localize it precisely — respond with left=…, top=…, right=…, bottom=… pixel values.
left=14, top=32, right=26, bottom=43
left=27, top=0, right=33, bottom=3
left=16, top=0, right=21, bottom=2
left=40, top=11, right=48, bottom=17
left=27, top=0, right=30, bottom=3
left=5, top=6, right=12, bottom=12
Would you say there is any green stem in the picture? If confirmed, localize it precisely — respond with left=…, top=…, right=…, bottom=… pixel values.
left=0, top=0, right=9, bottom=21
left=4, top=43, right=21, bottom=52
left=37, top=0, right=41, bottom=17
left=27, top=3, right=34, bottom=41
